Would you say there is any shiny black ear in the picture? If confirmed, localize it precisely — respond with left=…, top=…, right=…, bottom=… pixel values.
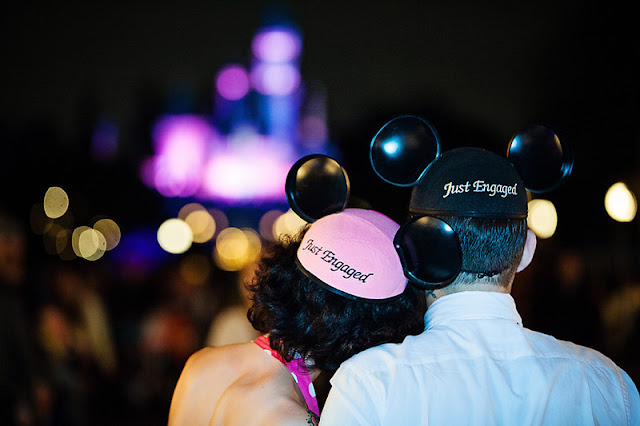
left=285, top=154, right=350, bottom=223
left=507, top=125, right=573, bottom=193
left=370, top=115, right=441, bottom=187
left=394, top=216, right=462, bottom=290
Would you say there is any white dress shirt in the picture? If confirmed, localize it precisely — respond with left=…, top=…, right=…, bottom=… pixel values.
left=320, top=291, right=640, bottom=425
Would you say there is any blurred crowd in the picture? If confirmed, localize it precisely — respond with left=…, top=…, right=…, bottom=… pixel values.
left=0, top=209, right=262, bottom=425
left=1, top=207, right=639, bottom=425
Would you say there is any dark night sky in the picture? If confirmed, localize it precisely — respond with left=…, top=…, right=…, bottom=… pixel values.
left=1, top=0, right=638, bottom=241
left=2, top=1, right=636, bottom=132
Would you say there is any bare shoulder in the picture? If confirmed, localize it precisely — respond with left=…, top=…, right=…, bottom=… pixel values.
left=209, top=353, right=319, bottom=426
left=185, top=343, right=258, bottom=379
left=176, top=346, right=233, bottom=385
left=168, top=344, right=252, bottom=426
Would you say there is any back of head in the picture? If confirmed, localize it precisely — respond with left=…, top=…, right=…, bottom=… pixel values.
left=429, top=216, right=527, bottom=287
left=409, top=148, right=529, bottom=288
left=247, top=209, right=425, bottom=371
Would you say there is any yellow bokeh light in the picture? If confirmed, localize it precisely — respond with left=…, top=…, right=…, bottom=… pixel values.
left=605, top=182, right=637, bottom=222
left=216, top=227, right=249, bottom=258
left=84, top=229, right=107, bottom=261
left=273, top=209, right=307, bottom=240
left=528, top=199, right=558, bottom=239
left=72, top=226, right=107, bottom=260
left=242, top=227, right=263, bottom=261
left=214, top=227, right=253, bottom=271
left=93, top=218, right=121, bottom=251
left=71, top=226, right=89, bottom=257
left=43, top=186, right=69, bottom=219
left=185, top=210, right=216, bottom=243
left=157, top=218, right=193, bottom=254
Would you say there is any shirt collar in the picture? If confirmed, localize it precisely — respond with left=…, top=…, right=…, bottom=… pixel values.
left=424, top=291, right=523, bottom=331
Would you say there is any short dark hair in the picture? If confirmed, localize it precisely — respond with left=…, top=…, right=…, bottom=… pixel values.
left=435, top=216, right=528, bottom=285
left=247, top=229, right=425, bottom=371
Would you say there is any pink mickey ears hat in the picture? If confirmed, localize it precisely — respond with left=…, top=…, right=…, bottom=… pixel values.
left=286, top=155, right=408, bottom=301
left=296, top=209, right=407, bottom=301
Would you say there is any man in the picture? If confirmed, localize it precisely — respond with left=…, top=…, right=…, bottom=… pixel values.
left=319, top=148, right=640, bottom=425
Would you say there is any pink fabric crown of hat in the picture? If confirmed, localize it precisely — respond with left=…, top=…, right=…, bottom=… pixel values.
left=295, top=208, right=408, bottom=301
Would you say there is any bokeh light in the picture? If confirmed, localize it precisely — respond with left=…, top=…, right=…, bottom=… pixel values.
left=185, top=210, right=216, bottom=243
left=251, top=27, right=302, bottom=63
left=178, top=204, right=216, bottom=242
left=72, top=226, right=107, bottom=261
left=157, top=219, right=193, bottom=254
left=214, top=227, right=249, bottom=271
left=139, top=25, right=334, bottom=207
left=273, top=209, right=307, bottom=240
left=201, top=142, right=290, bottom=202
left=43, top=186, right=69, bottom=219
left=528, top=199, right=558, bottom=239
left=242, top=227, right=262, bottom=262
left=216, top=64, right=250, bottom=101
left=84, top=230, right=107, bottom=261
left=250, top=63, right=300, bottom=96
left=213, top=227, right=262, bottom=271
left=605, top=182, right=637, bottom=222
left=93, top=218, right=121, bottom=251
left=150, top=115, right=214, bottom=197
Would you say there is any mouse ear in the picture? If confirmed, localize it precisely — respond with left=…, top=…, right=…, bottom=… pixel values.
left=393, top=216, right=462, bottom=290
left=507, top=125, right=573, bottom=193
left=370, top=115, right=441, bottom=187
left=285, top=154, right=350, bottom=223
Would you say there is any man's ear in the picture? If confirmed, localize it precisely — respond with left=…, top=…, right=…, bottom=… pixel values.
left=516, top=229, right=537, bottom=273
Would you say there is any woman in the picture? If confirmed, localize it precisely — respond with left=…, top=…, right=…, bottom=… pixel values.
left=168, top=209, right=425, bottom=425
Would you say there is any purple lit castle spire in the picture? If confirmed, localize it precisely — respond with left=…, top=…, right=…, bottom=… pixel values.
left=142, top=23, right=331, bottom=205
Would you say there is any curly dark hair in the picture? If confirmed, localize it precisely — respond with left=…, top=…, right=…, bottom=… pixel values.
left=247, top=228, right=425, bottom=372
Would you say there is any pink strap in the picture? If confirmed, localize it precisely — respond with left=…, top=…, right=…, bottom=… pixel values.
left=254, top=335, right=320, bottom=416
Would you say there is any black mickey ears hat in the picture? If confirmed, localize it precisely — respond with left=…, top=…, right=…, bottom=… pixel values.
left=370, top=116, right=573, bottom=290
left=409, top=147, right=528, bottom=218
